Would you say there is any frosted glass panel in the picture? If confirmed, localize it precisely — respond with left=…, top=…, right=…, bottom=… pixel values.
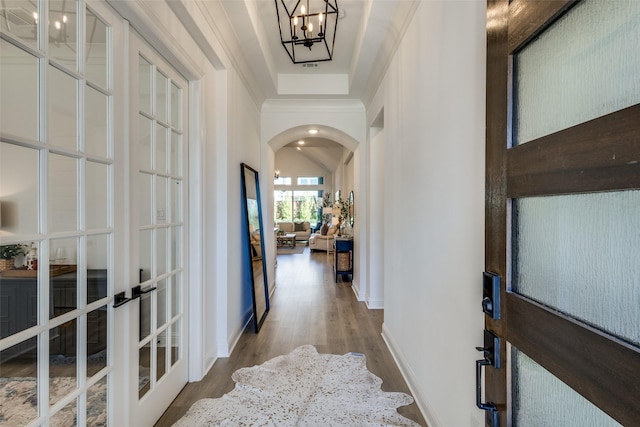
left=514, top=0, right=640, bottom=145
left=513, top=347, right=621, bottom=426
left=514, top=191, right=640, bottom=346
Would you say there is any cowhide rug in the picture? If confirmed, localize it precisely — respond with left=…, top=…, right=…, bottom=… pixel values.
left=174, top=344, right=421, bottom=426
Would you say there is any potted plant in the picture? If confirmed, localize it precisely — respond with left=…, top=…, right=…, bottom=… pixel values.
left=0, top=244, right=27, bottom=272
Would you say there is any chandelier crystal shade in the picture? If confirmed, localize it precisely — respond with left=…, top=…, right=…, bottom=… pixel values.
left=274, top=0, right=339, bottom=64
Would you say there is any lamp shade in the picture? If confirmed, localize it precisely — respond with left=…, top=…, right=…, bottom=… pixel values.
left=322, top=207, right=333, bottom=215
left=331, top=217, right=339, bottom=226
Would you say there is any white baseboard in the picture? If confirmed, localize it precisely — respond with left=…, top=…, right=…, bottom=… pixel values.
left=351, top=280, right=362, bottom=300
left=381, top=323, right=443, bottom=427
left=366, top=298, right=384, bottom=309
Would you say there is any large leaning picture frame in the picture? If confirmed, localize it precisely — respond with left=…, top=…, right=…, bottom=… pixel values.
left=240, top=163, right=270, bottom=332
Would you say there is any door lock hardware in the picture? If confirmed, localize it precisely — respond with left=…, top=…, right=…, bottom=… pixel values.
left=482, top=271, right=501, bottom=320
left=475, top=329, right=500, bottom=427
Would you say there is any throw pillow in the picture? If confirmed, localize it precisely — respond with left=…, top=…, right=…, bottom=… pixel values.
left=320, top=224, right=329, bottom=236
left=327, top=225, right=337, bottom=236
left=294, top=222, right=305, bottom=231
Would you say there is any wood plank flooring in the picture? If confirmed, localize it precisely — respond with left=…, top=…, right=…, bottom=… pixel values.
left=155, top=247, right=427, bottom=426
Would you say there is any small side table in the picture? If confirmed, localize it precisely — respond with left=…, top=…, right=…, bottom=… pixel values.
left=333, top=236, right=353, bottom=282
left=277, top=233, right=296, bottom=248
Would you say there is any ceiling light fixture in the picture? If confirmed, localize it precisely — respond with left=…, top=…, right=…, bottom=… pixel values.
left=308, top=129, right=318, bottom=135
left=298, top=140, right=305, bottom=145
left=274, top=0, right=339, bottom=64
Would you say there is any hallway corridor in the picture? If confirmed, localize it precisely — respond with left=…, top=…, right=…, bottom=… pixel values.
left=155, top=247, right=427, bottom=426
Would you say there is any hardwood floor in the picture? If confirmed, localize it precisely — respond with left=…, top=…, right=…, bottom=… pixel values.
left=155, top=246, right=427, bottom=426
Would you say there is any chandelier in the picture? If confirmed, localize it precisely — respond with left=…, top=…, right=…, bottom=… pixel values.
left=274, top=0, right=339, bottom=64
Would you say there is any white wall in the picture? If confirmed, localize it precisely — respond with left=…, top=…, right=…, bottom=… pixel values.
left=225, top=70, right=262, bottom=347
left=372, top=1, right=487, bottom=426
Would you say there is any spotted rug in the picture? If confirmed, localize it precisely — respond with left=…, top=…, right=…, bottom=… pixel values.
left=174, top=344, right=421, bottom=426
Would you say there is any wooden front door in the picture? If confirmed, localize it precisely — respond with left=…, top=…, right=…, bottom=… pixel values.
left=484, top=0, right=640, bottom=425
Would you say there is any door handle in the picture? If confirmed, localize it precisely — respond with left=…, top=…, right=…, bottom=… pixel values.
left=132, top=284, right=157, bottom=299
left=113, top=291, right=132, bottom=308
left=475, top=329, right=500, bottom=427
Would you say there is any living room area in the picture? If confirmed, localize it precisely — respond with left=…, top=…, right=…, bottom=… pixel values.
left=274, top=136, right=355, bottom=257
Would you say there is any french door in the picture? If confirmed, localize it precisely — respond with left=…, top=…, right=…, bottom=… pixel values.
left=1, top=0, right=124, bottom=425
left=485, top=0, right=640, bottom=426
left=128, top=30, right=189, bottom=426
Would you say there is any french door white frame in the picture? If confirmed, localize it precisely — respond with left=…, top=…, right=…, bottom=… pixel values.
left=127, top=29, right=190, bottom=427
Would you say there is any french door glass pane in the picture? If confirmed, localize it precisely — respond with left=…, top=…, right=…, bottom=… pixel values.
left=155, top=124, right=167, bottom=174
left=0, top=337, right=39, bottom=424
left=170, top=226, right=180, bottom=271
left=156, top=329, right=167, bottom=380
left=0, top=40, right=38, bottom=141
left=50, top=319, right=78, bottom=406
left=170, top=273, right=180, bottom=318
left=138, top=172, right=153, bottom=226
left=139, top=345, right=151, bottom=398
left=514, top=0, right=640, bottom=145
left=171, top=179, right=182, bottom=222
left=170, top=131, right=181, bottom=176
left=170, top=82, right=180, bottom=128
left=155, top=70, right=168, bottom=122
left=139, top=56, right=152, bottom=115
left=85, top=8, right=108, bottom=88
left=49, top=153, right=78, bottom=232
left=49, top=0, right=77, bottom=70
left=50, top=398, right=78, bottom=426
left=87, top=376, right=108, bottom=425
left=50, top=237, right=77, bottom=319
left=139, top=229, right=152, bottom=283
left=48, top=65, right=78, bottom=151
left=85, top=86, right=108, bottom=158
left=156, top=227, right=167, bottom=276
left=0, top=142, right=39, bottom=235
left=87, top=234, right=108, bottom=304
left=514, top=190, right=640, bottom=346
left=157, top=278, right=167, bottom=327
left=156, top=176, right=168, bottom=225
left=87, top=305, right=108, bottom=377
left=0, top=1, right=38, bottom=49
left=170, top=320, right=180, bottom=366
left=138, top=116, right=152, bottom=170
left=513, top=347, right=621, bottom=426
left=86, top=161, right=108, bottom=229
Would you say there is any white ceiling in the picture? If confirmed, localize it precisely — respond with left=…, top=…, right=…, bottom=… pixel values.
left=185, top=0, right=418, bottom=167
left=200, top=0, right=419, bottom=104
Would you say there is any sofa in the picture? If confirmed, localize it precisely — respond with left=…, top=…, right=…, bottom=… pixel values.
left=309, top=224, right=339, bottom=252
left=277, top=221, right=312, bottom=242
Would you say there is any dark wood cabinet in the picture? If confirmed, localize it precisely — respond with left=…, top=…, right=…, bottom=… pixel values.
left=0, top=269, right=107, bottom=359
left=333, top=236, right=353, bottom=282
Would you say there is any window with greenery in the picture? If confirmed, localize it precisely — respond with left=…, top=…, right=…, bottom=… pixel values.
left=275, top=190, right=321, bottom=226
left=297, top=176, right=324, bottom=185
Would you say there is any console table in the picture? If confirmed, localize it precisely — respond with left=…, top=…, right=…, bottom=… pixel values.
left=333, top=236, right=353, bottom=282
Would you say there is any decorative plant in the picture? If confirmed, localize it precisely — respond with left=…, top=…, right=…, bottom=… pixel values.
left=0, top=244, right=27, bottom=260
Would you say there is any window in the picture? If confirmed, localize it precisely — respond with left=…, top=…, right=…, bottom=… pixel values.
left=274, top=176, right=292, bottom=185
left=274, top=190, right=321, bottom=226
left=297, top=176, right=324, bottom=185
